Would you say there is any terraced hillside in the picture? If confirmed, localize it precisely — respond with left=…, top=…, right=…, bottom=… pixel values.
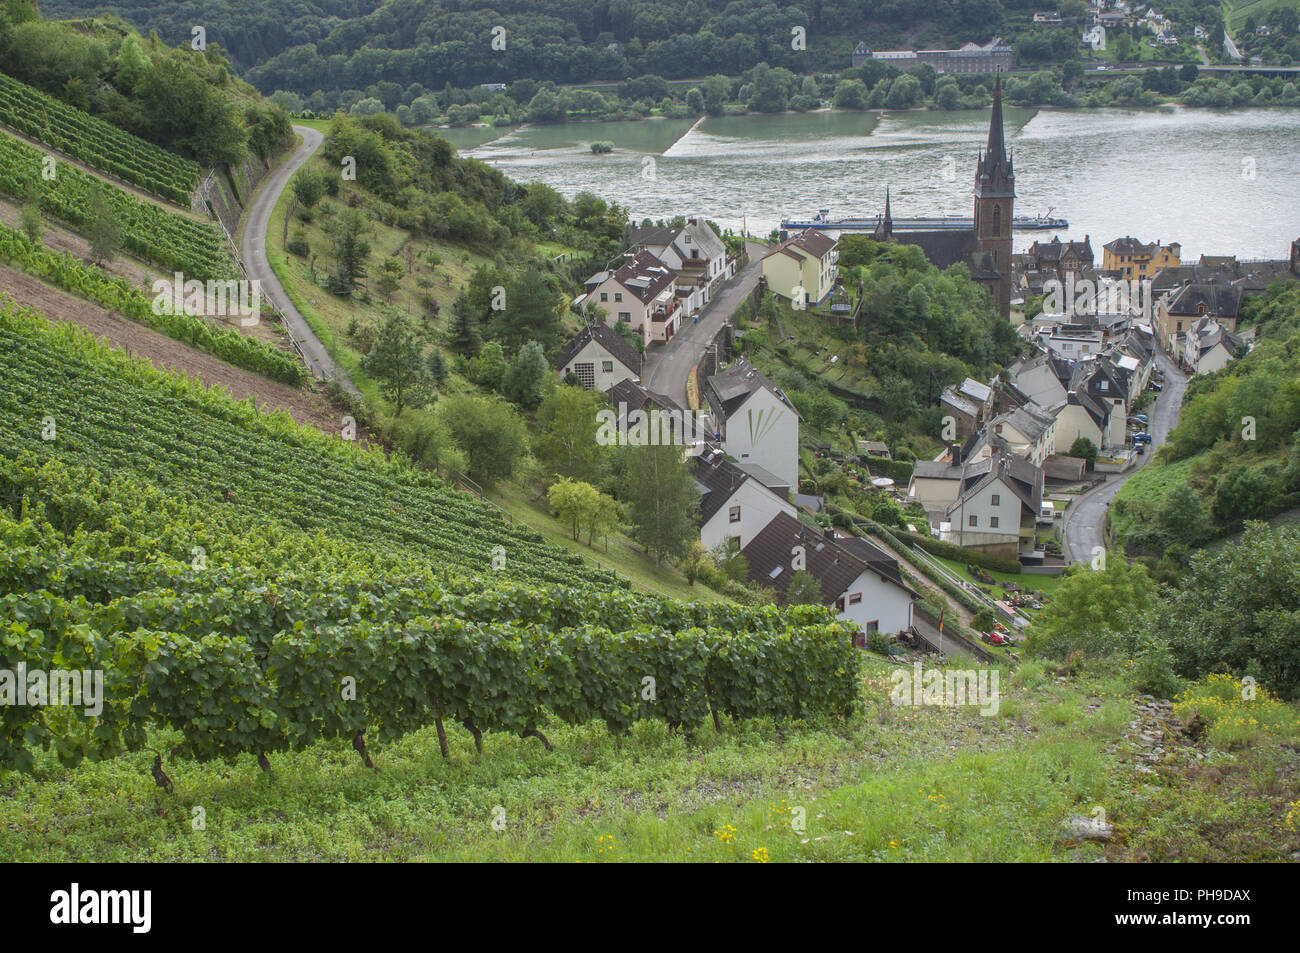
left=0, top=298, right=857, bottom=778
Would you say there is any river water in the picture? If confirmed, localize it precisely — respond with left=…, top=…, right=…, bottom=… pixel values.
left=462, top=107, right=1300, bottom=260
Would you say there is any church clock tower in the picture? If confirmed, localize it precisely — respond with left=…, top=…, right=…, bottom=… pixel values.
left=974, top=73, right=1014, bottom=318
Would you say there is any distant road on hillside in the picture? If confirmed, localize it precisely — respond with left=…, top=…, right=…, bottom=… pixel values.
left=241, top=124, right=358, bottom=395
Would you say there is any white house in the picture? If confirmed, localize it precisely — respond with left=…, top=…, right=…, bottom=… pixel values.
left=1007, top=346, right=1073, bottom=410
left=940, top=452, right=1044, bottom=558
left=985, top=402, right=1057, bottom=467
left=1038, top=323, right=1104, bottom=360
left=555, top=321, right=643, bottom=391
left=705, top=358, right=801, bottom=488
left=1185, top=317, right=1246, bottom=375
left=741, top=513, right=916, bottom=636
left=1050, top=389, right=1109, bottom=452
left=694, top=444, right=797, bottom=552
left=577, top=249, right=682, bottom=347
left=628, top=218, right=735, bottom=315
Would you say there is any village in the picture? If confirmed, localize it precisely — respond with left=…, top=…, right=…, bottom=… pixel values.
left=550, top=79, right=1300, bottom=662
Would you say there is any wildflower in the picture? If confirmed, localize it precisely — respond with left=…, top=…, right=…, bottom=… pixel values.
left=752, top=847, right=769, bottom=863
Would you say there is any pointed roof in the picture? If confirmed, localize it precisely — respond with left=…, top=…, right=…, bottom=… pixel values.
left=556, top=321, right=643, bottom=377
left=975, top=72, right=1015, bottom=198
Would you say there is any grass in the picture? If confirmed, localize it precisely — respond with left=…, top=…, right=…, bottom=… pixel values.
left=1109, top=455, right=1197, bottom=546
left=932, top=555, right=1068, bottom=606
left=484, top=480, right=727, bottom=602
left=5, top=659, right=1297, bottom=861
left=1223, top=0, right=1299, bottom=30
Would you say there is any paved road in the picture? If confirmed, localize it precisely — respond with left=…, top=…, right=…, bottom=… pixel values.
left=240, top=125, right=358, bottom=395
left=1062, top=348, right=1189, bottom=562
left=642, top=240, right=768, bottom=408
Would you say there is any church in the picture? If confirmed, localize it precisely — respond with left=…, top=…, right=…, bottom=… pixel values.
left=872, top=74, right=1016, bottom=319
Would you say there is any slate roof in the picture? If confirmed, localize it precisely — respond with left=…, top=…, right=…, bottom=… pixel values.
left=556, top=321, right=643, bottom=376
left=705, top=357, right=800, bottom=422
left=833, top=534, right=916, bottom=595
left=606, top=377, right=682, bottom=417
left=693, top=444, right=753, bottom=526
left=945, top=451, right=1043, bottom=517
left=741, top=513, right=871, bottom=605
left=629, top=218, right=727, bottom=263
left=1164, top=281, right=1242, bottom=319
left=590, top=250, right=677, bottom=304
left=893, top=229, right=980, bottom=270
left=768, top=228, right=838, bottom=262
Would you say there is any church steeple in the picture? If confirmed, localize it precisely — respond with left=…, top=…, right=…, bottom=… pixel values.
left=975, top=72, right=1015, bottom=199
left=874, top=185, right=894, bottom=242
left=973, top=70, right=1014, bottom=319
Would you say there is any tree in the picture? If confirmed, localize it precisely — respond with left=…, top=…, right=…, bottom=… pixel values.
left=547, top=477, right=618, bottom=544
left=1069, top=436, right=1098, bottom=471
left=328, top=207, right=370, bottom=295
left=468, top=341, right=507, bottom=390
left=685, top=87, right=704, bottom=114
left=833, top=78, right=868, bottom=109
left=437, top=393, right=528, bottom=483
left=679, top=540, right=708, bottom=584
left=785, top=570, right=823, bottom=605
left=446, top=293, right=482, bottom=357
left=1157, top=483, right=1208, bottom=546
left=290, top=168, right=326, bottom=208
left=427, top=346, right=448, bottom=386
left=376, top=256, right=404, bottom=299
left=535, top=381, right=605, bottom=483
left=361, top=312, right=434, bottom=416
left=885, top=73, right=923, bottom=110
left=622, top=443, right=699, bottom=563
left=1024, top=557, right=1158, bottom=660
left=502, top=340, right=550, bottom=408
left=18, top=198, right=41, bottom=243
left=86, top=185, right=121, bottom=266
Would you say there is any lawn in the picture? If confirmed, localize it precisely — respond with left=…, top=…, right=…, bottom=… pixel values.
left=485, top=480, right=727, bottom=603
left=933, top=554, right=1069, bottom=606
left=5, top=661, right=1296, bottom=861
left=1109, top=455, right=1197, bottom=547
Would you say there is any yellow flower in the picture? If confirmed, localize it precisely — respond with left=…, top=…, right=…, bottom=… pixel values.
left=752, top=847, right=770, bottom=863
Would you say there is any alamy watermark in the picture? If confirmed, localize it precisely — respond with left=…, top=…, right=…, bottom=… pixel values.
left=596, top=403, right=712, bottom=453
left=890, top=662, right=1000, bottom=716
left=1042, top=275, right=1152, bottom=320
left=1, top=663, right=103, bottom=716
left=152, top=273, right=263, bottom=327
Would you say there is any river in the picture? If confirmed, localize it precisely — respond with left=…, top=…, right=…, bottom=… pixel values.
left=461, top=107, right=1300, bottom=260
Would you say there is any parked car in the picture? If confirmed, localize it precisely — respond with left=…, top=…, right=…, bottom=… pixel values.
left=1132, top=432, right=1153, bottom=444
left=1149, top=381, right=1163, bottom=392
left=1135, top=443, right=1145, bottom=455
left=1128, top=414, right=1148, bottom=424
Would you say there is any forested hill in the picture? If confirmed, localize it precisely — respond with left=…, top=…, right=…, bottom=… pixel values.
left=37, top=0, right=1227, bottom=99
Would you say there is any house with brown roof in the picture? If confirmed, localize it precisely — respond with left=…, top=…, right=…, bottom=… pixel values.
left=555, top=321, right=643, bottom=391
left=627, top=218, right=734, bottom=315
left=1154, top=279, right=1242, bottom=355
left=578, top=250, right=683, bottom=348
left=740, top=513, right=916, bottom=636
left=761, top=228, right=839, bottom=306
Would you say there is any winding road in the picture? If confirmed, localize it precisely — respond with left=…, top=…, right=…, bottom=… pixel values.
left=240, top=124, right=358, bottom=395
left=642, top=240, right=768, bottom=408
left=1061, top=348, right=1189, bottom=562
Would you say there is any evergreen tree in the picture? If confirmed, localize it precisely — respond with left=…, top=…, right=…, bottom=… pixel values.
left=446, top=292, right=482, bottom=356
left=623, top=443, right=699, bottom=563
left=361, top=312, right=433, bottom=416
left=503, top=340, right=550, bottom=408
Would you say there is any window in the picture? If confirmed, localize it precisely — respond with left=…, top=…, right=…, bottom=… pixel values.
left=728, top=505, right=741, bottom=523
left=992, top=205, right=1001, bottom=237
left=991, top=494, right=1000, bottom=506
left=865, top=620, right=879, bottom=633
left=619, top=312, right=631, bottom=323
left=574, top=363, right=595, bottom=390
left=848, top=593, right=862, bottom=605
left=990, top=516, right=1000, bottom=528
left=969, top=514, right=978, bottom=527
left=614, top=293, right=623, bottom=302
left=834, top=597, right=845, bottom=612
left=601, top=361, right=613, bottom=373
left=600, top=292, right=608, bottom=302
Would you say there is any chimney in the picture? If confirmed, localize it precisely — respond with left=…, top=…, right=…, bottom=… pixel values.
left=950, top=444, right=962, bottom=467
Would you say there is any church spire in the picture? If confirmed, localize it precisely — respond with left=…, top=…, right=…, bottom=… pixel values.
left=883, top=186, right=892, bottom=227
left=975, top=70, right=1014, bottom=198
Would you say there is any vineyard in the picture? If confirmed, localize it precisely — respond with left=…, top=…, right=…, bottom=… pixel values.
left=0, top=300, right=861, bottom=779
left=0, top=131, right=233, bottom=281
left=0, top=224, right=304, bottom=384
left=0, top=72, right=200, bottom=205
